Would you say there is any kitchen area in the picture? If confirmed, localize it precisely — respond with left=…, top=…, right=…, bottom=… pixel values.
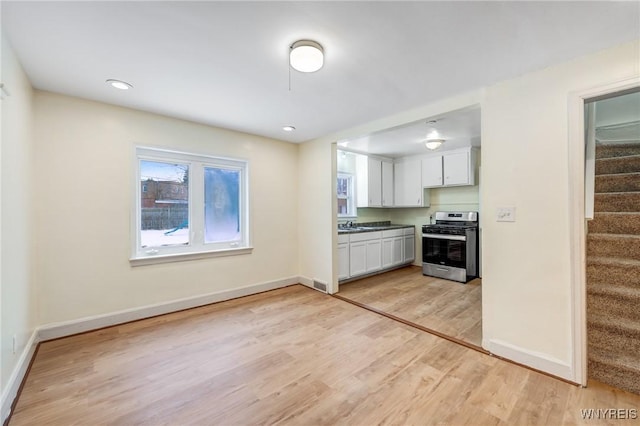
left=335, top=106, right=483, bottom=348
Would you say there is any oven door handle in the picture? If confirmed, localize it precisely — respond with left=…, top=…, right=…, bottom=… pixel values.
left=422, top=233, right=466, bottom=241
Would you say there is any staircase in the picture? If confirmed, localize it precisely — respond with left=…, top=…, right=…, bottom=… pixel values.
left=587, top=142, right=640, bottom=395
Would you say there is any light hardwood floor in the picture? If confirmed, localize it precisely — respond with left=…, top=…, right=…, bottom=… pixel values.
left=9, top=285, right=640, bottom=425
left=338, top=266, right=482, bottom=347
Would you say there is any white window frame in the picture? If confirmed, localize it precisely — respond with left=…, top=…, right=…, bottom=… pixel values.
left=337, top=172, right=357, bottom=218
left=131, top=146, right=251, bottom=266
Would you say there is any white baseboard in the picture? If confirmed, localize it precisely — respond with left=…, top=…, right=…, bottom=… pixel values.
left=298, top=276, right=314, bottom=288
left=0, top=275, right=303, bottom=423
left=485, top=338, right=573, bottom=381
left=1, top=329, right=39, bottom=424
left=39, top=276, right=299, bottom=341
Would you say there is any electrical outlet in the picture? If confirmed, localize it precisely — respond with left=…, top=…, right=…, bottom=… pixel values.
left=496, top=206, right=516, bottom=222
left=12, top=334, right=17, bottom=354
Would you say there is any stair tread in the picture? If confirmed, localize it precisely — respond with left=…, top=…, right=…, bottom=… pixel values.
left=588, top=314, right=640, bottom=333
left=588, top=283, right=640, bottom=298
left=594, top=191, right=640, bottom=195
left=596, top=154, right=640, bottom=162
left=589, top=346, right=640, bottom=371
left=588, top=256, right=640, bottom=267
left=588, top=233, right=640, bottom=240
left=595, top=171, right=640, bottom=178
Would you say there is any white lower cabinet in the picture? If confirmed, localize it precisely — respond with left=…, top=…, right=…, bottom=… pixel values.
left=338, top=243, right=350, bottom=280
left=349, top=241, right=367, bottom=277
left=403, top=227, right=415, bottom=263
left=365, top=239, right=382, bottom=273
left=342, top=227, right=415, bottom=281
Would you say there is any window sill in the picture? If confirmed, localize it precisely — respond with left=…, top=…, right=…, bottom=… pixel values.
left=130, top=246, right=253, bottom=267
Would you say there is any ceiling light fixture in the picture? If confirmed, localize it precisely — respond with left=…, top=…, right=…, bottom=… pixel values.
left=289, top=40, right=324, bottom=73
left=106, top=79, right=133, bottom=90
left=425, top=139, right=445, bottom=150
left=283, top=125, right=296, bottom=132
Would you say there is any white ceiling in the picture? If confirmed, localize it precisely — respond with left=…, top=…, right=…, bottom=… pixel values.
left=338, top=106, right=481, bottom=158
left=2, top=1, right=639, bottom=144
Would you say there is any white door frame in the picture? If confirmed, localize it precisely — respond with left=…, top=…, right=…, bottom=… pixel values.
left=568, top=76, right=640, bottom=386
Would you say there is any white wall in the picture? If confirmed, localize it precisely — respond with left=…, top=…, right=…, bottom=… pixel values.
left=481, top=40, right=639, bottom=377
left=33, top=91, right=299, bottom=324
left=1, top=35, right=36, bottom=403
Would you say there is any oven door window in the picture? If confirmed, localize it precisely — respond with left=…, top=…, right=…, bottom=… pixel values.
left=423, top=237, right=466, bottom=269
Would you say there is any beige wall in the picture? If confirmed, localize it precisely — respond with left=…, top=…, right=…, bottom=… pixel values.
left=1, top=36, right=36, bottom=394
left=481, top=40, right=639, bottom=371
left=33, top=91, right=299, bottom=324
left=299, top=39, right=639, bottom=378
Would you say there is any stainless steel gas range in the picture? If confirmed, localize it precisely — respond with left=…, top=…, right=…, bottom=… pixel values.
left=422, top=211, right=479, bottom=283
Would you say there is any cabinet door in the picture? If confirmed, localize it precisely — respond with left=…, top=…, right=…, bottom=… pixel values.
left=381, top=238, right=394, bottom=268
left=365, top=239, right=382, bottom=273
left=381, top=161, right=394, bottom=207
left=392, top=236, right=403, bottom=265
left=422, top=155, right=443, bottom=187
left=338, top=243, right=350, bottom=280
left=349, top=242, right=367, bottom=277
left=404, top=235, right=415, bottom=263
left=367, top=158, right=382, bottom=207
left=443, top=151, right=470, bottom=186
left=394, top=160, right=423, bottom=206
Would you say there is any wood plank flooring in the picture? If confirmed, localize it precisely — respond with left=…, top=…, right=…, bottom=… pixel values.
left=9, top=284, right=640, bottom=425
left=338, top=266, right=482, bottom=347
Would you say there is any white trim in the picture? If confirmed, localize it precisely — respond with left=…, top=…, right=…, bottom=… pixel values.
left=1, top=330, right=38, bottom=424
left=130, top=246, right=253, bottom=266
left=567, top=76, right=640, bottom=386
left=38, top=276, right=299, bottom=341
left=298, top=275, right=314, bottom=289
left=486, top=339, right=573, bottom=381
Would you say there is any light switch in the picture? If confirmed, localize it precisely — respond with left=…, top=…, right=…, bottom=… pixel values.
left=496, top=206, right=516, bottom=222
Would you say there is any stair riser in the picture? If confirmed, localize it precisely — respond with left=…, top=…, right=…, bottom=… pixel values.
left=589, top=214, right=640, bottom=234
left=588, top=359, right=640, bottom=395
left=595, top=156, right=640, bottom=175
left=588, top=293, right=640, bottom=323
left=596, top=144, right=640, bottom=160
left=587, top=237, right=640, bottom=261
left=595, top=174, right=640, bottom=193
left=587, top=264, right=640, bottom=286
left=594, top=193, right=640, bottom=212
left=588, top=324, right=640, bottom=357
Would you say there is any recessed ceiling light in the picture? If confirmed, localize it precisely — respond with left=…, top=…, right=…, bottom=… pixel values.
left=106, top=79, right=133, bottom=90
left=283, top=126, right=296, bottom=132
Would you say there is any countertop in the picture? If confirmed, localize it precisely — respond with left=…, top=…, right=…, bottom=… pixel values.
left=338, top=222, right=415, bottom=234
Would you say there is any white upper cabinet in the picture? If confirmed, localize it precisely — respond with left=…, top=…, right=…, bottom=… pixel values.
left=356, top=155, right=393, bottom=208
left=422, top=147, right=477, bottom=188
left=421, top=155, right=443, bottom=187
left=394, top=159, right=423, bottom=207
left=381, top=160, right=394, bottom=207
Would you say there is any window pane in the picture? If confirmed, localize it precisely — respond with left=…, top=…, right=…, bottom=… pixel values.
left=204, top=167, right=240, bottom=243
left=140, top=160, right=189, bottom=248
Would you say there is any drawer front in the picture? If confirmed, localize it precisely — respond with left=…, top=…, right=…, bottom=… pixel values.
left=350, top=231, right=382, bottom=243
left=382, top=229, right=403, bottom=238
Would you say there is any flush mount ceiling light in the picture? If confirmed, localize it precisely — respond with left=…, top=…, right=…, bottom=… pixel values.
left=282, top=125, right=296, bottom=132
left=425, top=139, right=445, bottom=150
left=289, top=40, right=324, bottom=73
left=106, top=79, right=133, bottom=90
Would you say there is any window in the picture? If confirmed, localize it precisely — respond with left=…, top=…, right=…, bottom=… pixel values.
left=337, top=172, right=356, bottom=217
left=132, top=147, right=250, bottom=264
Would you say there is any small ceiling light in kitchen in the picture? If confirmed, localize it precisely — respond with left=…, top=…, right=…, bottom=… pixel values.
left=282, top=125, right=296, bottom=132
left=289, top=40, right=324, bottom=73
left=106, top=79, right=133, bottom=90
left=425, top=139, right=445, bottom=150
